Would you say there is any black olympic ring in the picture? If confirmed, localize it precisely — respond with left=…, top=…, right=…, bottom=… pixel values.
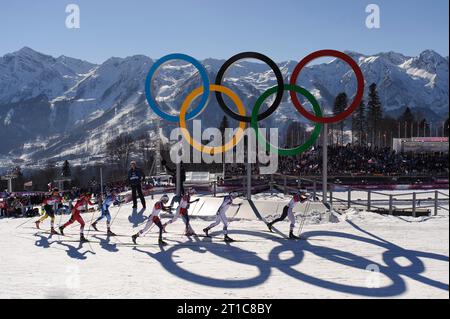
left=214, top=52, right=285, bottom=123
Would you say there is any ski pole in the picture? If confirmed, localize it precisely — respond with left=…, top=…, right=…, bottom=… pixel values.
left=298, top=200, right=311, bottom=237
left=109, top=203, right=123, bottom=228
left=85, top=208, right=98, bottom=251
left=190, top=199, right=200, bottom=217
left=145, top=204, right=173, bottom=235
left=57, top=205, right=65, bottom=240
left=192, top=200, right=205, bottom=217
left=301, top=200, right=312, bottom=230
left=229, top=203, right=242, bottom=222
left=15, top=214, right=40, bottom=229
left=298, top=214, right=307, bottom=237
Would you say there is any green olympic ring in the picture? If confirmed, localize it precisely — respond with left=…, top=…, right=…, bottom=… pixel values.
left=251, top=84, right=323, bottom=157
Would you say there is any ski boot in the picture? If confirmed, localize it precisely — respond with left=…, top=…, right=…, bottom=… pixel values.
left=80, top=233, right=88, bottom=243
left=50, top=227, right=59, bottom=235
left=131, top=234, right=138, bottom=245
left=58, top=226, right=65, bottom=236
left=267, top=222, right=273, bottom=233
left=91, top=222, right=99, bottom=231
left=158, top=238, right=167, bottom=246
left=107, top=229, right=116, bottom=236
left=185, top=228, right=196, bottom=237
left=224, top=235, right=235, bottom=242
left=289, top=231, right=300, bottom=240
left=35, top=221, right=41, bottom=229
left=203, top=228, right=210, bottom=237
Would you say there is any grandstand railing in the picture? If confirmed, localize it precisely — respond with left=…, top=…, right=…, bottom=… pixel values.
left=122, top=171, right=449, bottom=217
left=269, top=173, right=449, bottom=217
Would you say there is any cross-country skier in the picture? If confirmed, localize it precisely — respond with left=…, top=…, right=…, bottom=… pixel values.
left=266, top=190, right=310, bottom=239
left=163, top=188, right=199, bottom=236
left=203, top=192, right=241, bottom=242
left=91, top=189, right=118, bottom=236
left=132, top=194, right=171, bottom=245
left=59, top=191, right=94, bottom=242
left=35, top=188, right=63, bottom=234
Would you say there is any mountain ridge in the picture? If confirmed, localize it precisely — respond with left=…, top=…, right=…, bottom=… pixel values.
left=0, top=47, right=448, bottom=168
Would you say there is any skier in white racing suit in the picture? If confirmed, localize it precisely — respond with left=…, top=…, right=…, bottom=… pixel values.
left=203, top=192, right=241, bottom=242
left=131, top=194, right=171, bottom=245
left=266, top=190, right=310, bottom=239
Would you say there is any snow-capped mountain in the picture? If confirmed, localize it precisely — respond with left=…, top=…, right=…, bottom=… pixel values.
left=0, top=47, right=448, bottom=167
left=0, top=47, right=95, bottom=104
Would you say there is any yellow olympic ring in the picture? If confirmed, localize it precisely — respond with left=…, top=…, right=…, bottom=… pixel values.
left=179, top=84, right=246, bottom=155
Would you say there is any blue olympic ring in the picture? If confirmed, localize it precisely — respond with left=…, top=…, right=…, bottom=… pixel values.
left=144, top=53, right=210, bottom=122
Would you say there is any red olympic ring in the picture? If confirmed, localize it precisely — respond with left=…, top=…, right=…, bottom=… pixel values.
left=290, top=50, right=365, bottom=124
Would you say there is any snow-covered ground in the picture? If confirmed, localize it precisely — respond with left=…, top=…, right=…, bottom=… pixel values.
left=0, top=191, right=448, bottom=299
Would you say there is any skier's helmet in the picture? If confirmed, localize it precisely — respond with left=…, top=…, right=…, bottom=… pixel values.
left=161, top=194, right=169, bottom=204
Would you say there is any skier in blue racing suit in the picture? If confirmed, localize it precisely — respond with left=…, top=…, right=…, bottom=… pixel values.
left=92, top=189, right=119, bottom=236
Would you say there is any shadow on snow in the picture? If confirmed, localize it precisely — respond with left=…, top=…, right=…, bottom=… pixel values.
left=132, top=222, right=449, bottom=297
left=31, top=218, right=449, bottom=297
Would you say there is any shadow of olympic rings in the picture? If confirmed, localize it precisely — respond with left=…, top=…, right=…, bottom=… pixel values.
left=133, top=235, right=273, bottom=289
left=133, top=224, right=449, bottom=297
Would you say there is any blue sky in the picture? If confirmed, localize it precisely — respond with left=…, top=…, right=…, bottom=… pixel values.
left=0, top=0, right=448, bottom=63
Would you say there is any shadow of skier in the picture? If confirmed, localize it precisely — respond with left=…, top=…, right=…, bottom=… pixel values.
left=34, top=233, right=55, bottom=249
left=56, top=240, right=96, bottom=260
left=32, top=232, right=97, bottom=260
left=92, top=234, right=119, bottom=253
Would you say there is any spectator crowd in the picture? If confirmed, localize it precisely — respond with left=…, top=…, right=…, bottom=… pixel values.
left=225, top=145, right=449, bottom=177
left=0, top=189, right=81, bottom=218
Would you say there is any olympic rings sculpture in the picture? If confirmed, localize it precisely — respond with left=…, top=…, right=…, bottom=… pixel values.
left=144, top=50, right=365, bottom=156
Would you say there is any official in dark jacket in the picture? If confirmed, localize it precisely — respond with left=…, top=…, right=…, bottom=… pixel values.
left=128, top=161, right=146, bottom=209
